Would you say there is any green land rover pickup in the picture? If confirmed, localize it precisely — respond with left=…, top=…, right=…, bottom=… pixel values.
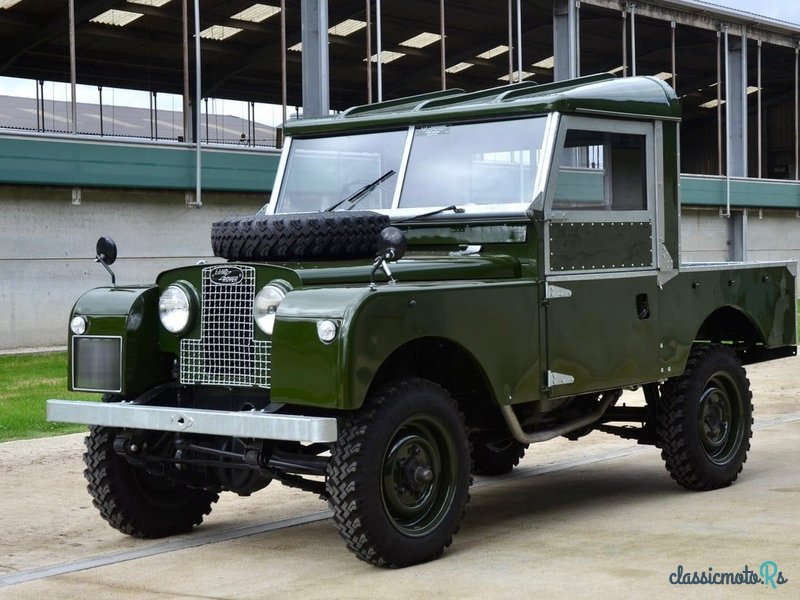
left=48, top=74, right=797, bottom=567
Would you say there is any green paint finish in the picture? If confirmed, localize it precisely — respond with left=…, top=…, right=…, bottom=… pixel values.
left=681, top=175, right=800, bottom=209
left=659, top=265, right=797, bottom=374
left=549, top=221, right=653, bottom=271
left=270, top=318, right=342, bottom=408
left=0, top=135, right=279, bottom=192
left=70, top=285, right=172, bottom=395
left=343, top=281, right=540, bottom=409
left=545, top=275, right=661, bottom=396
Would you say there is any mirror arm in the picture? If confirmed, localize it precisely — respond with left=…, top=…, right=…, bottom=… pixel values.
left=95, top=254, right=116, bottom=286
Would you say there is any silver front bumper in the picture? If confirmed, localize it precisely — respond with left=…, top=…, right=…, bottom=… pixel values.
left=46, top=400, right=338, bottom=443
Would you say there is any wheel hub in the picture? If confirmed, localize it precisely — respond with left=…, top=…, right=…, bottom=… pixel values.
left=696, top=371, right=744, bottom=465
left=380, top=415, right=458, bottom=537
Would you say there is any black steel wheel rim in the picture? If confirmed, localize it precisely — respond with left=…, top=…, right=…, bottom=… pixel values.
left=380, top=414, right=458, bottom=537
left=697, top=370, right=745, bottom=465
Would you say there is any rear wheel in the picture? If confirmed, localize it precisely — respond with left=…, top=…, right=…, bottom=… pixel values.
left=655, top=344, right=753, bottom=490
left=471, top=438, right=528, bottom=475
left=84, top=425, right=218, bottom=538
left=326, top=378, right=472, bottom=567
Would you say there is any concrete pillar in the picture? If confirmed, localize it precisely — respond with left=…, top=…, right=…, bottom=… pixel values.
left=300, top=0, right=330, bottom=118
left=553, top=0, right=578, bottom=81
left=727, top=33, right=748, bottom=177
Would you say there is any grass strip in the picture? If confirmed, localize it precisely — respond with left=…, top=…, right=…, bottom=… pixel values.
left=0, top=352, right=97, bottom=443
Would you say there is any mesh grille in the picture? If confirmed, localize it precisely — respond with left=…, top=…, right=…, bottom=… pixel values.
left=180, top=266, right=271, bottom=388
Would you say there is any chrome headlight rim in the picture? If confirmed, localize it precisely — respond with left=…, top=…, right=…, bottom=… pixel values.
left=70, top=315, right=88, bottom=335
left=254, top=281, right=290, bottom=335
left=158, top=281, right=196, bottom=335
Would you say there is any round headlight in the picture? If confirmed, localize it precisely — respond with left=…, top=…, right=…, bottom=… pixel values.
left=70, top=315, right=87, bottom=335
left=254, top=284, right=287, bottom=335
left=159, top=284, right=193, bottom=334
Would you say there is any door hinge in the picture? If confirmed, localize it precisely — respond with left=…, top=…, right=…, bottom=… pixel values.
left=544, top=283, right=572, bottom=299
left=547, top=370, right=575, bottom=387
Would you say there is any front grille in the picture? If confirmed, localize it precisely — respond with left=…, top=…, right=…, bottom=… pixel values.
left=180, top=266, right=271, bottom=388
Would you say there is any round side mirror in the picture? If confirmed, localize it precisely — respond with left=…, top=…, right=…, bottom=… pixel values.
left=96, top=236, right=117, bottom=265
left=376, top=227, right=407, bottom=262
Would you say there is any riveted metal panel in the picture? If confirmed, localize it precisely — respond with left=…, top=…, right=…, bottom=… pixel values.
left=549, top=221, right=654, bottom=271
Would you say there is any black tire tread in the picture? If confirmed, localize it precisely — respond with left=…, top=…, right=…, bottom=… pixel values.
left=654, top=344, right=753, bottom=491
left=471, top=439, right=528, bottom=476
left=211, top=211, right=390, bottom=262
left=83, top=426, right=219, bottom=538
left=326, top=378, right=472, bottom=568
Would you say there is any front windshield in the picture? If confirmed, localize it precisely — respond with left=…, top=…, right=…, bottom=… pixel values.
left=276, top=130, right=407, bottom=212
left=399, top=118, right=547, bottom=208
left=273, top=116, right=548, bottom=214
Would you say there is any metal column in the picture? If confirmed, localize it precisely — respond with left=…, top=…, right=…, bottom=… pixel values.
left=182, top=0, right=191, bottom=142
left=726, top=30, right=748, bottom=261
left=757, top=40, right=762, bottom=178
left=68, top=0, right=77, bottom=134
left=281, top=0, right=287, bottom=131
left=726, top=32, right=748, bottom=178
left=670, top=21, right=676, bottom=91
left=366, top=0, right=372, bottom=103
left=193, top=0, right=202, bottom=207
left=376, top=0, right=383, bottom=102
left=553, top=0, right=578, bottom=81
left=629, top=3, right=636, bottom=76
left=440, top=0, right=446, bottom=90
left=507, top=0, right=514, bottom=81
left=300, top=0, right=330, bottom=117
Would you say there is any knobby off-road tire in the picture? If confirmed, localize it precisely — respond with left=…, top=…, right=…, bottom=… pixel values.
left=211, top=211, right=390, bottom=262
left=84, top=425, right=219, bottom=538
left=326, top=378, right=472, bottom=568
left=471, top=439, right=528, bottom=476
left=655, top=344, right=753, bottom=491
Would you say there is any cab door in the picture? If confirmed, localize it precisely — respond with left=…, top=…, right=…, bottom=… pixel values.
left=542, top=116, right=663, bottom=397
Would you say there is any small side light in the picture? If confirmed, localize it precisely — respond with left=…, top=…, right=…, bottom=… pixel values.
left=316, top=320, right=337, bottom=343
left=70, top=315, right=87, bottom=335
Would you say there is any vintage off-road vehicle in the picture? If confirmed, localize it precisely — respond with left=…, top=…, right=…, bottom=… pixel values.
left=49, top=74, right=797, bottom=567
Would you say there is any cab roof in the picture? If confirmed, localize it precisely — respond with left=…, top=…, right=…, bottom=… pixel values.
left=284, top=74, right=681, bottom=137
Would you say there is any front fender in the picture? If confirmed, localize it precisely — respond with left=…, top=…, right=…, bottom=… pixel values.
left=269, top=282, right=540, bottom=410
left=70, top=285, right=172, bottom=395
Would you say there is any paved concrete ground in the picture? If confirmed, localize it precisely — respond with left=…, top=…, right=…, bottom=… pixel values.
left=0, top=355, right=798, bottom=599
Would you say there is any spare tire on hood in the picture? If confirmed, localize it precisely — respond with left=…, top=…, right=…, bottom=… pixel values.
left=211, top=211, right=391, bottom=262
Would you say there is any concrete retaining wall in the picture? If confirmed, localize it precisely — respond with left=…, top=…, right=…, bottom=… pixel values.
left=0, top=185, right=265, bottom=350
left=1, top=190, right=798, bottom=351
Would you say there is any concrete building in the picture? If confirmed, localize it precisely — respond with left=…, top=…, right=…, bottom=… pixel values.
left=1, top=0, right=799, bottom=350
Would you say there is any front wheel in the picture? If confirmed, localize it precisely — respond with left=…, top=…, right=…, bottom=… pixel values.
left=84, top=426, right=219, bottom=538
left=655, top=344, right=753, bottom=491
left=326, top=378, right=472, bottom=567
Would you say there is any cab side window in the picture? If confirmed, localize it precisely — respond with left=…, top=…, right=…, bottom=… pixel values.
left=553, top=130, right=647, bottom=211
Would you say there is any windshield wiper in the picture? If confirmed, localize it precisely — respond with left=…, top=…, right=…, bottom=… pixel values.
left=323, top=170, right=396, bottom=212
left=395, top=205, right=465, bottom=223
